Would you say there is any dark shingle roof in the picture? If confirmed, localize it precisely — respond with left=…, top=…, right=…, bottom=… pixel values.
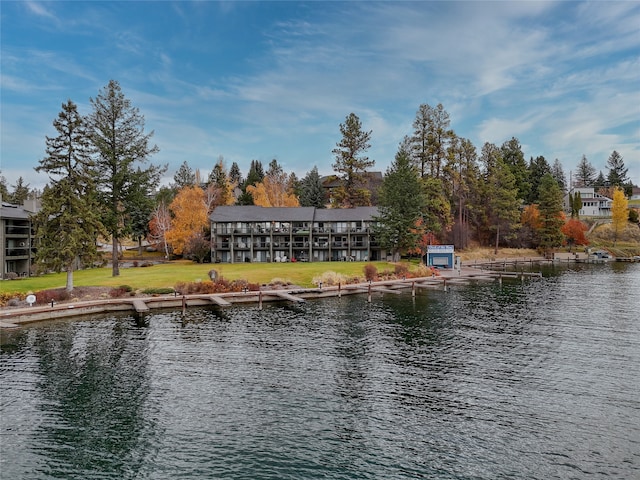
left=209, top=205, right=380, bottom=223
left=0, top=203, right=32, bottom=220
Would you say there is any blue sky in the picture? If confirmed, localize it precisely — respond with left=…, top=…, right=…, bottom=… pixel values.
left=1, top=1, right=639, bottom=192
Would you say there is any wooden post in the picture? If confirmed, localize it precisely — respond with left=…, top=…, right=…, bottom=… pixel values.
left=412, top=281, right=415, bottom=297
left=182, top=295, right=186, bottom=316
left=443, top=279, right=447, bottom=292
left=338, top=282, right=341, bottom=298
left=367, top=282, right=372, bottom=303
left=259, top=291, right=263, bottom=310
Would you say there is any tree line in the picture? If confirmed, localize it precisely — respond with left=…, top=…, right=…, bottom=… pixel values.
left=9, top=80, right=637, bottom=290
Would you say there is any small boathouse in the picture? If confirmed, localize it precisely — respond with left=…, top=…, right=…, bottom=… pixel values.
left=425, top=245, right=455, bottom=269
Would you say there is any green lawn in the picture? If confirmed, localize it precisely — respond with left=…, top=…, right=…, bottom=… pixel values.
left=1, top=260, right=401, bottom=295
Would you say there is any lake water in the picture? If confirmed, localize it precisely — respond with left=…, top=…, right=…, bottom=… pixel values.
left=1, top=263, right=639, bottom=479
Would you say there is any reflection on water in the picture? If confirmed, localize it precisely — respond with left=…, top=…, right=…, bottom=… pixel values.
left=1, top=263, right=639, bottom=479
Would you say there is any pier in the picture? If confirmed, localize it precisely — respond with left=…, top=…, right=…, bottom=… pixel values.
left=1, top=267, right=544, bottom=328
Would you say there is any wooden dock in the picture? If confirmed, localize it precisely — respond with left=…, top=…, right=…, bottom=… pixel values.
left=1, top=268, right=545, bottom=328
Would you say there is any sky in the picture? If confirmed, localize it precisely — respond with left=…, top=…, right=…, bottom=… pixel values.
left=1, top=0, right=639, bottom=193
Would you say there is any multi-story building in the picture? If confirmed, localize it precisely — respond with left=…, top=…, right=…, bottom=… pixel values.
left=0, top=198, right=38, bottom=278
left=210, top=206, right=386, bottom=263
left=564, top=187, right=612, bottom=217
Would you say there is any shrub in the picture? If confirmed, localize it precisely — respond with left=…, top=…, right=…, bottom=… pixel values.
left=413, top=263, right=431, bottom=278
left=142, top=287, right=175, bottom=295
left=363, top=263, right=378, bottom=282
left=312, top=271, right=348, bottom=287
left=109, top=286, right=132, bottom=298
left=37, top=289, right=70, bottom=305
left=132, top=260, right=139, bottom=267
left=394, top=263, right=409, bottom=277
left=140, top=261, right=153, bottom=267
left=0, top=292, right=25, bottom=307
left=174, top=277, right=258, bottom=295
left=5, top=272, right=18, bottom=280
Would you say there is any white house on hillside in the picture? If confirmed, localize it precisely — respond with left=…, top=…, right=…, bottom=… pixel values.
left=564, top=187, right=612, bottom=217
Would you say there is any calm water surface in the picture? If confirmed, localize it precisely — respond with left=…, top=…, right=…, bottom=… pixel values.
left=1, top=263, right=639, bottom=479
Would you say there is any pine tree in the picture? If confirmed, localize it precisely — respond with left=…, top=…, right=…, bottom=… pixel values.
left=373, top=144, right=426, bottom=261
left=527, top=155, right=551, bottom=204
left=331, top=113, right=374, bottom=207
left=537, top=174, right=565, bottom=255
left=174, top=161, right=195, bottom=189
left=207, top=158, right=234, bottom=209
left=606, top=151, right=628, bottom=187
left=299, top=166, right=325, bottom=208
left=33, top=100, right=104, bottom=291
left=574, top=155, right=596, bottom=187
left=481, top=146, right=520, bottom=254
left=551, top=158, right=567, bottom=192
left=501, top=137, right=530, bottom=202
left=237, top=160, right=265, bottom=205
left=229, top=162, right=242, bottom=186
left=0, top=176, right=9, bottom=201
left=89, top=80, right=163, bottom=276
left=9, top=177, right=32, bottom=205
left=410, top=103, right=452, bottom=178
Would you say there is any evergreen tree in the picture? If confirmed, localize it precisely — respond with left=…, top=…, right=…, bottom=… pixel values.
left=501, top=137, right=530, bottom=202
left=331, top=112, right=374, bottom=207
left=237, top=160, right=264, bottom=205
left=481, top=146, right=520, bottom=254
left=527, top=155, right=551, bottom=204
left=0, top=175, right=9, bottom=201
left=207, top=158, right=234, bottom=208
left=537, top=173, right=565, bottom=255
left=33, top=100, right=104, bottom=291
left=421, top=176, right=452, bottom=243
left=573, top=191, right=583, bottom=218
left=551, top=158, right=567, bottom=192
left=299, top=166, right=325, bottom=208
left=229, top=161, right=242, bottom=186
left=373, top=144, right=426, bottom=261
left=128, top=167, right=156, bottom=256
left=9, top=177, right=31, bottom=205
left=606, top=150, right=628, bottom=187
left=594, top=171, right=606, bottom=189
left=444, top=136, right=480, bottom=249
left=89, top=79, right=163, bottom=276
left=574, top=155, right=596, bottom=187
left=174, top=161, right=195, bottom=189
left=410, top=103, right=452, bottom=178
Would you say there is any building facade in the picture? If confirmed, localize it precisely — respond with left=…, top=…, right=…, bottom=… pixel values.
left=0, top=199, right=38, bottom=279
left=210, top=206, right=386, bottom=263
left=564, top=187, right=612, bottom=217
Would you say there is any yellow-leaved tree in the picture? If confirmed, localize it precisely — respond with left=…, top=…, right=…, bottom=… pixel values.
left=246, top=164, right=299, bottom=207
left=611, top=186, right=628, bottom=245
left=165, top=185, right=208, bottom=255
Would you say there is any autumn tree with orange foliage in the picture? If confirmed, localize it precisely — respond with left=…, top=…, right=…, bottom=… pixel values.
left=519, top=204, right=541, bottom=247
left=562, top=219, right=589, bottom=251
left=165, top=185, right=209, bottom=256
left=247, top=160, right=299, bottom=207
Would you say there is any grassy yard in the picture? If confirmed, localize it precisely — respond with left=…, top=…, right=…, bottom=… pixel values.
left=1, top=260, right=402, bottom=295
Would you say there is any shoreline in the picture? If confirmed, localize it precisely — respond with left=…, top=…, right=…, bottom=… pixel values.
left=1, top=265, right=543, bottom=330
